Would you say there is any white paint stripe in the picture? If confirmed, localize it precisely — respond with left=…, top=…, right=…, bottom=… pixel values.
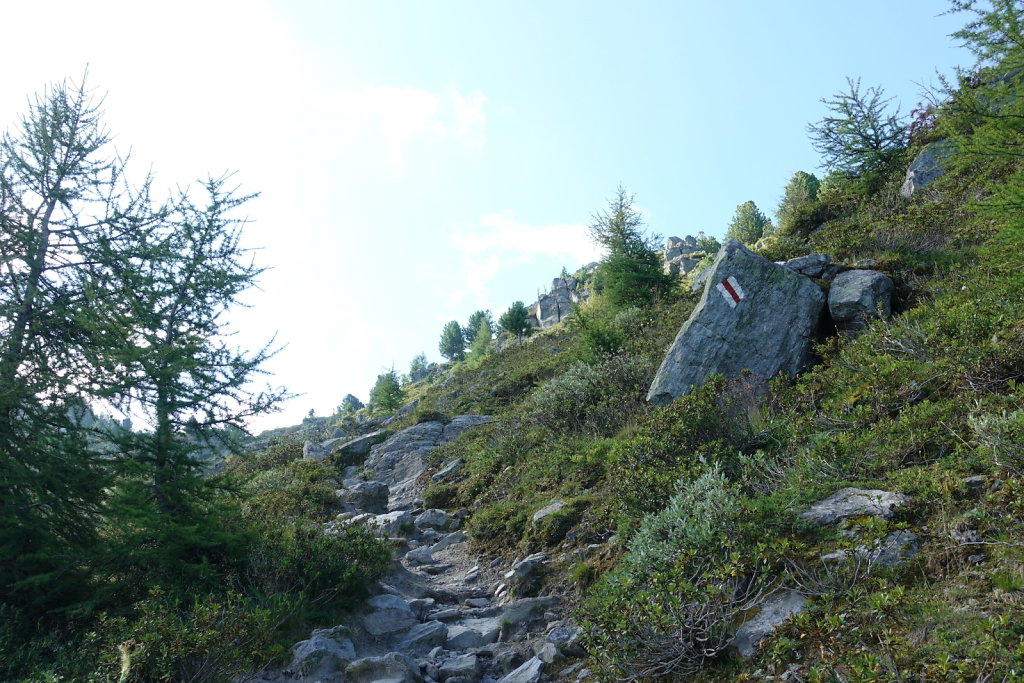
left=716, top=281, right=738, bottom=308
left=727, top=276, right=745, bottom=301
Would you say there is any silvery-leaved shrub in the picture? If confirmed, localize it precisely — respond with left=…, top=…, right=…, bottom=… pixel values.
left=521, top=354, right=653, bottom=435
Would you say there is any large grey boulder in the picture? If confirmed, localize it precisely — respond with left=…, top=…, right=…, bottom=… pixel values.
left=901, top=139, right=955, bottom=198
left=800, top=488, right=908, bottom=526
left=648, top=240, right=826, bottom=405
left=829, top=269, right=894, bottom=334
left=364, top=422, right=445, bottom=507
left=731, top=591, right=806, bottom=658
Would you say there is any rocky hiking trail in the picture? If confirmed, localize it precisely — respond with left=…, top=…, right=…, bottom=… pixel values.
left=254, top=416, right=588, bottom=683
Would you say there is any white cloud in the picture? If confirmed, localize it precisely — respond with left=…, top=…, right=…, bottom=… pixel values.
left=326, top=86, right=487, bottom=168
left=453, top=212, right=600, bottom=264
left=448, top=212, right=603, bottom=311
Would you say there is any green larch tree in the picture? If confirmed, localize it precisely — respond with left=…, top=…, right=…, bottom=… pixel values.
left=438, top=320, right=466, bottom=361
left=498, top=301, right=533, bottom=343
left=726, top=201, right=772, bottom=245
left=369, top=369, right=404, bottom=414
left=589, top=186, right=672, bottom=308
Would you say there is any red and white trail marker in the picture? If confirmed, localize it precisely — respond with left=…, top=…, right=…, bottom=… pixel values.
left=716, top=276, right=745, bottom=308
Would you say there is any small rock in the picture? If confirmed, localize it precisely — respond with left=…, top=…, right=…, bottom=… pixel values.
left=427, top=608, right=461, bottom=621
left=289, top=633, right=357, bottom=677
left=407, top=547, right=435, bottom=565
left=416, top=508, right=452, bottom=530
left=346, top=652, right=422, bottom=683
left=828, top=269, right=894, bottom=334
left=871, top=530, right=922, bottom=567
left=558, top=663, right=584, bottom=679
left=547, top=626, right=585, bottom=657
left=732, top=591, right=806, bottom=658
left=364, top=595, right=417, bottom=636
left=951, top=525, right=982, bottom=545
left=493, top=649, right=527, bottom=675
left=534, top=641, right=564, bottom=668
left=781, top=253, right=831, bottom=278
left=963, top=475, right=988, bottom=495
left=432, top=458, right=465, bottom=483
left=465, top=597, right=490, bottom=608
left=372, top=510, right=415, bottom=537
left=409, top=598, right=436, bottom=617
left=490, top=557, right=502, bottom=568
left=532, top=500, right=566, bottom=525
left=397, top=620, right=449, bottom=656
left=446, top=625, right=485, bottom=650
left=338, top=480, right=390, bottom=514
left=432, top=530, right=468, bottom=553
left=498, top=656, right=544, bottom=683
left=439, top=654, right=479, bottom=681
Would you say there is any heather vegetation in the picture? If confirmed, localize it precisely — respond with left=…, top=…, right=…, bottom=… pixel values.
left=7, top=2, right=1024, bottom=680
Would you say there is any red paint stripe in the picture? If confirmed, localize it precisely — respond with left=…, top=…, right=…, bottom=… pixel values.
left=720, top=278, right=741, bottom=304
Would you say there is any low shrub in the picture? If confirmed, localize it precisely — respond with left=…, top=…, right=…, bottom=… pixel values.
left=608, top=377, right=757, bottom=514
left=89, top=587, right=290, bottom=683
left=521, top=354, right=654, bottom=436
left=245, top=522, right=390, bottom=613
left=422, top=483, right=459, bottom=510
left=468, top=501, right=529, bottom=550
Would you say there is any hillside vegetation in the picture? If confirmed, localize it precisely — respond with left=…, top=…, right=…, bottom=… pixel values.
left=4, top=1, right=1024, bottom=681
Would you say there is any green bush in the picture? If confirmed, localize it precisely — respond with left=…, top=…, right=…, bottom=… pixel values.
left=422, top=483, right=459, bottom=510
left=608, top=377, right=756, bottom=514
left=581, top=466, right=761, bottom=680
left=754, top=232, right=812, bottom=262
left=622, top=465, right=738, bottom=570
left=243, top=459, right=342, bottom=523
left=468, top=501, right=529, bottom=550
left=245, top=522, right=390, bottom=613
left=89, top=588, right=289, bottom=683
left=521, top=354, right=654, bottom=436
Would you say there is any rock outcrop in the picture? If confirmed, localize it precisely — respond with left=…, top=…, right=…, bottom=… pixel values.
left=647, top=240, right=826, bottom=405
left=355, top=416, right=491, bottom=508
left=901, top=139, right=955, bottom=198
left=662, top=235, right=705, bottom=275
left=530, top=277, right=589, bottom=330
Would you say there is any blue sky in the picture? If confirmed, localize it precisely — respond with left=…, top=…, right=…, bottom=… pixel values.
left=2, top=1, right=972, bottom=431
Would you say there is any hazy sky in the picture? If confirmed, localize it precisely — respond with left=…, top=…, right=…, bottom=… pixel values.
left=2, top=1, right=972, bottom=431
